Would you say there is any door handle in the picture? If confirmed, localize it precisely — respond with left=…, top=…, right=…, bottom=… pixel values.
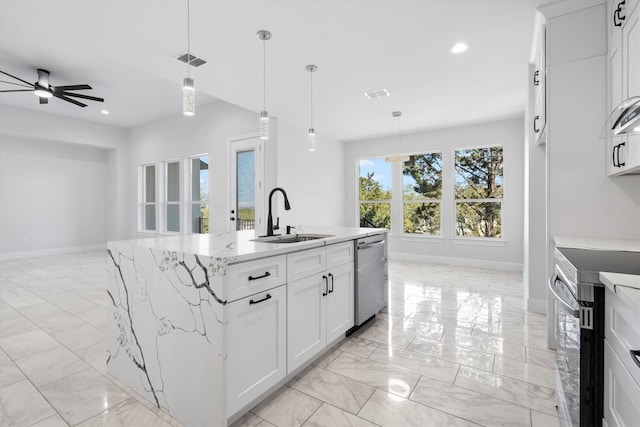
left=618, top=142, right=626, bottom=166
left=533, top=115, right=540, bottom=133
left=322, top=275, right=328, bottom=296
left=533, top=70, right=540, bottom=86
left=328, top=273, right=334, bottom=294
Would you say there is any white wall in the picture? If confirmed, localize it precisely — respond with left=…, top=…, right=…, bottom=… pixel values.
left=275, top=118, right=346, bottom=229
left=127, top=100, right=260, bottom=235
left=344, top=117, right=525, bottom=269
left=0, top=105, right=129, bottom=256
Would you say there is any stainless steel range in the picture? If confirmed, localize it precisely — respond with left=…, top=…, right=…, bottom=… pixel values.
left=550, top=247, right=640, bottom=427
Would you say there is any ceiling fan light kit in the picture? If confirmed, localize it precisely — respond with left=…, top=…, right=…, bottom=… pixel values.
left=0, top=68, right=104, bottom=107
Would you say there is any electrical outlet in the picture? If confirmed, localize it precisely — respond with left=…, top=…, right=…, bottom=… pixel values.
left=138, top=279, right=146, bottom=301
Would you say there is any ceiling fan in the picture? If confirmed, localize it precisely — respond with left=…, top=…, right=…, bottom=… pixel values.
left=0, top=68, right=104, bottom=107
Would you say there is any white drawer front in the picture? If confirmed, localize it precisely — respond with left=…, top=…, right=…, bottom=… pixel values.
left=225, top=255, right=287, bottom=302
left=326, top=241, right=354, bottom=269
left=604, top=340, right=640, bottom=427
left=606, top=289, right=640, bottom=386
left=287, top=247, right=326, bottom=283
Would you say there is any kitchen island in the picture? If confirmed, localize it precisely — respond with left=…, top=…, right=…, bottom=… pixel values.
left=106, top=226, right=387, bottom=427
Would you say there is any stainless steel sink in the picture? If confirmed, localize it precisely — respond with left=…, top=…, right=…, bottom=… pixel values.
left=251, top=234, right=333, bottom=244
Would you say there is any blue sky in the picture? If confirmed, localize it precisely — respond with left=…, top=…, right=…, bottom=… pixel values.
left=359, top=158, right=392, bottom=191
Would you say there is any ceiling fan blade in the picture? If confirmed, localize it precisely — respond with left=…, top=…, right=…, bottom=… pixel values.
left=60, top=92, right=104, bottom=102
left=0, top=70, right=33, bottom=86
left=40, top=97, right=48, bottom=105
left=0, top=79, right=33, bottom=88
left=0, top=89, right=33, bottom=93
left=53, top=84, right=92, bottom=91
left=53, top=92, right=87, bottom=107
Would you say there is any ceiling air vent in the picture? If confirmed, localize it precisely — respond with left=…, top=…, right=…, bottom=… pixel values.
left=176, top=52, right=207, bottom=68
left=364, top=88, right=390, bottom=99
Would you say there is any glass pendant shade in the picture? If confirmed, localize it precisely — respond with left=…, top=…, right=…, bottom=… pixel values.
left=260, top=110, right=269, bottom=139
left=307, top=128, right=316, bottom=151
left=183, top=77, right=195, bottom=116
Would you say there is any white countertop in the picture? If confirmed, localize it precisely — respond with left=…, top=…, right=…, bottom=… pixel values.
left=600, top=271, right=640, bottom=292
left=555, top=236, right=640, bottom=252
left=109, top=226, right=387, bottom=263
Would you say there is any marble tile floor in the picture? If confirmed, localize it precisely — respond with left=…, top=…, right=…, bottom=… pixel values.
left=0, top=251, right=561, bottom=427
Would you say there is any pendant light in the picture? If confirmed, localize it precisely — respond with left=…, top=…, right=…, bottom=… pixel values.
left=257, top=30, right=271, bottom=140
left=182, top=0, right=195, bottom=116
left=306, top=65, right=318, bottom=152
left=385, top=111, right=410, bottom=163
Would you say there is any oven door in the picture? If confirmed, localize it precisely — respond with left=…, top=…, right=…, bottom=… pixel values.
left=549, top=273, right=581, bottom=427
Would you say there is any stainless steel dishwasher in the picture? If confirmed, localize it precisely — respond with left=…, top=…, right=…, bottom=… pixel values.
left=351, top=234, right=387, bottom=331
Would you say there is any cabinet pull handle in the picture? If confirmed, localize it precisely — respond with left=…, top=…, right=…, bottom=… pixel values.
left=249, top=293, right=272, bottom=305
left=322, top=275, right=328, bottom=296
left=619, top=142, right=626, bottom=166
left=533, top=115, right=540, bottom=133
left=328, top=273, right=334, bottom=294
left=631, top=350, right=640, bottom=368
left=533, top=70, right=540, bottom=86
left=248, top=271, right=271, bottom=281
left=614, top=0, right=626, bottom=27
left=613, top=143, right=620, bottom=167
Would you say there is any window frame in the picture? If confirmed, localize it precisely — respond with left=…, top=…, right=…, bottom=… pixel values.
left=165, top=159, right=182, bottom=234
left=452, top=144, right=504, bottom=240
left=140, top=163, right=157, bottom=232
left=189, top=154, right=209, bottom=234
left=401, top=151, right=443, bottom=237
left=357, top=156, right=392, bottom=230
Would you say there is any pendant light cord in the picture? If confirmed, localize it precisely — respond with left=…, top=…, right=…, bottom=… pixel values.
left=186, top=0, right=191, bottom=79
left=310, top=70, right=314, bottom=128
left=263, top=38, right=266, bottom=111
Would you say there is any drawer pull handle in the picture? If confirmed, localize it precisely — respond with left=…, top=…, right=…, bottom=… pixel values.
left=631, top=350, right=640, bottom=368
left=248, top=272, right=271, bottom=281
left=322, top=275, right=328, bottom=296
left=328, top=273, right=334, bottom=294
left=249, top=294, right=272, bottom=305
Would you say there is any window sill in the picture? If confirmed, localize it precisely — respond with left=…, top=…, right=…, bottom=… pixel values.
left=392, top=234, right=445, bottom=243
left=450, top=237, right=507, bottom=246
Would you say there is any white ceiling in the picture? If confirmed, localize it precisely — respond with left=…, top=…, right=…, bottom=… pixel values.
left=0, top=0, right=546, bottom=142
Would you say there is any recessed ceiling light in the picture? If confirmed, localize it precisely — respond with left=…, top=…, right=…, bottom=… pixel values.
left=451, top=42, right=468, bottom=54
left=101, top=110, right=109, bottom=115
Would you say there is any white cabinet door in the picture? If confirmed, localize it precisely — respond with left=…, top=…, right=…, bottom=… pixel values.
left=623, top=0, right=640, bottom=99
left=533, top=24, right=547, bottom=144
left=287, top=273, right=326, bottom=373
left=603, top=340, right=640, bottom=427
left=325, top=262, right=354, bottom=344
left=226, top=285, right=286, bottom=416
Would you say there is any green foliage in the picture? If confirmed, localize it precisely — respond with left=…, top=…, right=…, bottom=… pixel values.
left=403, top=202, right=440, bottom=234
left=401, top=153, right=442, bottom=235
left=454, top=147, right=503, bottom=237
left=359, top=172, right=391, bottom=228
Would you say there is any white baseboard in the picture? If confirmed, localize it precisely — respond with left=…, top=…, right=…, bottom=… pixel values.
left=0, top=244, right=106, bottom=260
left=527, top=297, right=547, bottom=314
left=388, top=251, right=523, bottom=271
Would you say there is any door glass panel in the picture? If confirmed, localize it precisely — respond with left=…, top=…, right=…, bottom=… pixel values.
left=236, top=150, right=255, bottom=231
left=191, top=156, right=209, bottom=234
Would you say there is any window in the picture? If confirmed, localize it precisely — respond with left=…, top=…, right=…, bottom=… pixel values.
left=142, top=164, right=156, bottom=231
left=190, top=156, right=209, bottom=234
left=454, top=146, right=503, bottom=238
left=358, top=157, right=391, bottom=229
left=166, top=161, right=180, bottom=233
left=402, top=153, right=442, bottom=235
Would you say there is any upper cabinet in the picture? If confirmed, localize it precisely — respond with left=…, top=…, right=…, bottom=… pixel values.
left=533, top=23, right=547, bottom=145
left=607, top=0, right=640, bottom=175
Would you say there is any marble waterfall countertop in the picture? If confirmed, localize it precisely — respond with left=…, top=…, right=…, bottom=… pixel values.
left=121, top=226, right=387, bottom=264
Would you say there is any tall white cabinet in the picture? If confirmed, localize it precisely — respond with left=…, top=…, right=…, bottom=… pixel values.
left=607, top=0, right=640, bottom=175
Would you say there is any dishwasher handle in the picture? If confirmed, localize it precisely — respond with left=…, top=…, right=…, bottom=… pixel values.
left=357, top=240, right=385, bottom=250
left=548, top=274, right=579, bottom=318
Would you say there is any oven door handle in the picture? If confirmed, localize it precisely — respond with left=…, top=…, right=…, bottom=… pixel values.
left=548, top=274, right=579, bottom=318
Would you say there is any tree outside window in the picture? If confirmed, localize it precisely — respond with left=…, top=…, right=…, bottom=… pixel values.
left=402, top=153, right=442, bottom=235
left=454, top=146, right=503, bottom=238
left=358, top=158, right=391, bottom=229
